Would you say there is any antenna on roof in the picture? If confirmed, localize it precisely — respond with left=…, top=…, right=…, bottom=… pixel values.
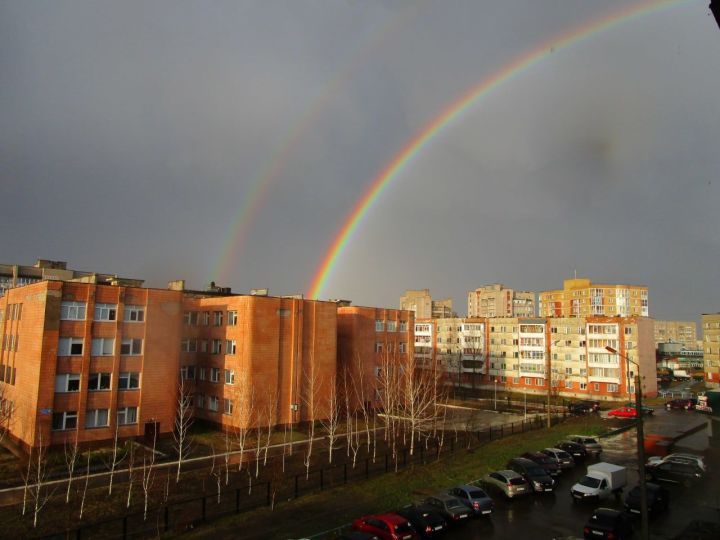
left=574, top=269, right=577, bottom=279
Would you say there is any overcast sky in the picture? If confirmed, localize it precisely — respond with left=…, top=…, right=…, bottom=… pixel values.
left=1, top=1, right=719, bottom=322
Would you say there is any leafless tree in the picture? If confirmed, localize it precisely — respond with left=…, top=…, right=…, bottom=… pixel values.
left=234, top=379, right=255, bottom=473
left=402, top=357, right=439, bottom=456
left=140, top=428, right=157, bottom=520
left=209, top=445, right=222, bottom=504
left=126, top=440, right=136, bottom=509
left=0, top=388, right=13, bottom=446
left=319, top=374, right=341, bottom=464
left=64, top=429, right=80, bottom=503
left=173, top=377, right=194, bottom=483
left=351, top=353, right=372, bottom=451
left=223, top=430, right=232, bottom=485
left=79, top=450, right=91, bottom=519
left=301, top=361, right=323, bottom=480
left=262, top=391, right=278, bottom=467
left=105, top=423, right=126, bottom=495
left=24, top=431, right=54, bottom=528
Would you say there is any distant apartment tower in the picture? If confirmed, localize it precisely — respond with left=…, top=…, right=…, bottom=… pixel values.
left=400, top=289, right=454, bottom=319
left=653, top=320, right=698, bottom=349
left=0, top=259, right=143, bottom=296
left=467, top=284, right=535, bottom=318
left=702, top=314, right=720, bottom=385
left=539, top=278, right=648, bottom=318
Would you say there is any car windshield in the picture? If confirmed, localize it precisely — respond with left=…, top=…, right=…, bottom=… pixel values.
left=469, top=489, right=487, bottom=498
left=583, top=438, right=598, bottom=444
left=509, top=477, right=526, bottom=486
left=527, top=467, right=547, bottom=477
left=447, top=500, right=465, bottom=510
left=579, top=476, right=602, bottom=488
left=557, top=451, right=571, bottom=459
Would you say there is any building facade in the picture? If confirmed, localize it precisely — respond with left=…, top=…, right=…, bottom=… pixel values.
left=539, top=278, right=648, bottom=318
left=702, top=314, right=720, bottom=385
left=653, top=320, right=698, bottom=349
left=400, top=289, right=454, bottom=319
left=467, top=284, right=535, bottom=318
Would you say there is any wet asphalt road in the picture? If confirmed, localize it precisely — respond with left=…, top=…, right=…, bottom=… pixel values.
left=443, top=408, right=719, bottom=540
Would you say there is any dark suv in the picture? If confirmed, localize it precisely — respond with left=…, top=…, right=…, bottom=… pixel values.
left=521, top=451, right=561, bottom=477
left=568, top=400, right=600, bottom=415
left=646, top=459, right=705, bottom=486
left=507, top=457, right=555, bottom=493
left=624, top=483, right=669, bottom=515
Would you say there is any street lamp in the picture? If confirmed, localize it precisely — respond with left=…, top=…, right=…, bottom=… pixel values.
left=606, top=345, right=648, bottom=540
left=494, top=378, right=498, bottom=410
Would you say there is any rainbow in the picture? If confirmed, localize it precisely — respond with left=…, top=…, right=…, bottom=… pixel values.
left=213, top=2, right=426, bottom=284
left=307, top=0, right=693, bottom=300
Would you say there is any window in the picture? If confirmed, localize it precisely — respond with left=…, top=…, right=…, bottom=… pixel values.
left=375, top=342, right=383, bottom=353
left=60, top=301, right=86, bottom=320
left=399, top=342, right=406, bottom=353
left=224, top=369, right=235, bottom=385
left=58, top=337, right=83, bottom=356
left=118, top=372, right=140, bottom=390
left=565, top=367, right=573, bottom=375
left=593, top=383, right=600, bottom=391
left=210, top=367, right=220, bottom=383
left=124, top=305, right=145, bottom=322
left=565, top=380, right=573, bottom=389
left=226, top=340, right=236, bottom=355
left=228, top=311, right=238, bottom=326
left=85, top=409, right=109, bottom=428
left=88, top=373, right=111, bottom=391
left=607, top=383, right=618, bottom=392
left=55, top=373, right=80, bottom=393
left=202, top=311, right=210, bottom=325
left=199, top=367, right=207, bottom=381
left=200, top=340, right=208, bottom=353
left=91, top=338, right=115, bottom=356
left=181, top=339, right=198, bottom=353
left=399, top=321, right=408, bottom=332
left=387, top=320, right=397, bottom=332
left=212, top=339, right=222, bottom=355
left=180, top=365, right=196, bottom=380
left=223, top=398, right=233, bottom=415
left=52, top=411, right=77, bottom=430
left=524, top=377, right=532, bottom=385
left=375, top=320, right=384, bottom=332
left=512, top=377, right=519, bottom=384
left=213, top=311, right=223, bottom=326
left=580, top=383, right=587, bottom=390
left=94, top=303, right=117, bottom=321
left=117, top=407, right=138, bottom=425
left=207, top=396, right=219, bottom=412
left=120, top=338, right=142, bottom=355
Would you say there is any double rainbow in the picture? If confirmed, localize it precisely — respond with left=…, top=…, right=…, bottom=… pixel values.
left=307, top=0, right=693, bottom=300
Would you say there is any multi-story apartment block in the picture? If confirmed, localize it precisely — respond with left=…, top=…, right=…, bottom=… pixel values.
left=653, top=320, right=698, bottom=349
left=702, top=314, right=720, bottom=385
left=0, top=259, right=143, bottom=296
left=467, top=284, right=535, bottom=318
left=0, top=272, right=411, bottom=451
left=539, top=278, right=648, bottom=318
left=400, top=289, right=454, bottom=319
left=337, top=306, right=414, bottom=408
left=414, top=315, right=656, bottom=402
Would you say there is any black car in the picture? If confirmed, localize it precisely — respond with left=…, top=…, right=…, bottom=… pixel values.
left=507, top=457, right=555, bottom=493
left=395, top=505, right=447, bottom=538
left=583, top=507, right=633, bottom=539
left=556, top=440, right=589, bottom=462
left=568, top=400, right=600, bottom=415
left=522, top=451, right=562, bottom=477
left=624, top=482, right=669, bottom=515
left=646, top=459, right=705, bottom=486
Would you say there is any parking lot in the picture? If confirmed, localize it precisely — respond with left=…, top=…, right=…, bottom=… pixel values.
left=439, top=408, right=719, bottom=539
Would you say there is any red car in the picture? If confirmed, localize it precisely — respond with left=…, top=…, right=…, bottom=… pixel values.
left=352, top=513, right=420, bottom=540
left=607, top=406, right=638, bottom=418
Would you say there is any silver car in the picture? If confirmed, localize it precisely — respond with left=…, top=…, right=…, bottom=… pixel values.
left=541, top=447, right=575, bottom=470
left=481, top=470, right=531, bottom=499
left=569, top=435, right=602, bottom=457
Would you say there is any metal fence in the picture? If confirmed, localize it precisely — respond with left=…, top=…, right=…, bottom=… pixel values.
left=34, top=415, right=561, bottom=540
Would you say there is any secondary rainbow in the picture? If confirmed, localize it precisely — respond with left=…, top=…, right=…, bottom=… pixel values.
left=307, top=0, right=692, bottom=300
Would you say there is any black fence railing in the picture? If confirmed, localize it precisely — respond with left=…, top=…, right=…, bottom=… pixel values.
left=34, top=415, right=564, bottom=540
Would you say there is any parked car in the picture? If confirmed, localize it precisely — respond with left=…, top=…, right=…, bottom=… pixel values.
left=423, top=494, right=471, bottom=525
left=481, top=470, right=531, bottom=499
left=646, top=453, right=706, bottom=472
left=607, top=407, right=638, bottom=418
left=568, top=400, right=601, bottom=414
left=582, top=507, right=634, bottom=539
left=646, top=458, right=706, bottom=486
left=394, top=505, right=447, bottom=539
left=448, top=485, right=494, bottom=516
left=337, top=532, right=381, bottom=540
left=665, top=398, right=697, bottom=410
left=624, top=482, right=669, bottom=515
left=541, top=447, right=575, bottom=470
left=623, top=402, right=655, bottom=415
left=521, top=451, right=562, bottom=476
left=507, top=457, right=555, bottom=493
left=568, top=436, right=603, bottom=457
left=556, top=440, right=589, bottom=462
left=351, top=514, right=419, bottom=540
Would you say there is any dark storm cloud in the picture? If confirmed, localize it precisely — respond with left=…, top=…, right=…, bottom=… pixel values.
left=1, top=1, right=718, bottom=322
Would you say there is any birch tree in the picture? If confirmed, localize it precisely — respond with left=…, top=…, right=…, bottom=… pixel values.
left=25, top=432, right=53, bottom=528
left=301, top=361, right=322, bottom=480
left=78, top=450, right=91, bottom=519
left=140, top=429, right=157, bottom=520
left=126, top=440, right=135, bottom=509
left=319, top=374, right=340, bottom=464
left=234, top=379, right=255, bottom=473
left=173, top=377, right=194, bottom=482
left=105, top=424, right=126, bottom=495
left=64, top=430, right=80, bottom=503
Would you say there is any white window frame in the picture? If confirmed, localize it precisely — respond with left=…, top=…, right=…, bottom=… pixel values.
left=210, top=367, right=220, bottom=383
left=207, top=396, right=219, bottom=412
left=60, top=301, right=86, bottom=321
left=223, top=398, right=233, bottom=415
left=195, top=394, right=204, bottom=409
left=52, top=411, right=78, bottom=431
left=120, top=338, right=143, bottom=355
left=224, top=369, right=235, bottom=385
left=58, top=337, right=84, bottom=356
left=93, top=303, right=117, bottom=321
left=213, top=311, right=223, bottom=326
left=123, top=305, right=145, bottom=322
left=226, top=340, right=236, bottom=355
left=212, top=339, right=222, bottom=354
left=88, top=372, right=112, bottom=391
left=228, top=311, right=238, bottom=326
left=118, top=372, right=140, bottom=390
left=117, top=406, right=138, bottom=425
left=91, top=338, right=115, bottom=356
left=387, top=320, right=397, bottom=332
left=399, top=321, right=408, bottom=332
left=85, top=408, right=109, bottom=428
left=55, top=373, right=80, bottom=393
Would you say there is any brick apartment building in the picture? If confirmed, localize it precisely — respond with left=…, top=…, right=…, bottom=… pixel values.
left=0, top=274, right=414, bottom=451
left=467, top=284, right=535, bottom=318
left=539, top=278, right=648, bottom=318
left=414, top=315, right=657, bottom=402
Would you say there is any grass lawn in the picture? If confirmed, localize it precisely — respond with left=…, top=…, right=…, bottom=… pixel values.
left=176, top=415, right=612, bottom=540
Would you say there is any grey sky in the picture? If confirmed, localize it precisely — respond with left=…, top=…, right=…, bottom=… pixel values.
left=1, top=1, right=718, bottom=322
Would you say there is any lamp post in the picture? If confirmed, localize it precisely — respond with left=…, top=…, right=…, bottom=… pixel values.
left=606, top=345, right=648, bottom=540
left=494, top=379, right=498, bottom=410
